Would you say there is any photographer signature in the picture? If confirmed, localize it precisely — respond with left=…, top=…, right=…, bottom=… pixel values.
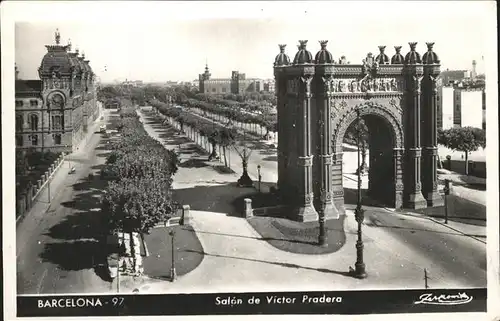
left=414, top=292, right=473, bottom=305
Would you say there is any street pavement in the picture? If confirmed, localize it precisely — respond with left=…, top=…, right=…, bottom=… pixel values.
left=16, top=110, right=114, bottom=295
left=126, top=108, right=487, bottom=293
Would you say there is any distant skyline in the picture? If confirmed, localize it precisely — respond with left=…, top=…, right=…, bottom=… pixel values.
left=10, top=1, right=493, bottom=83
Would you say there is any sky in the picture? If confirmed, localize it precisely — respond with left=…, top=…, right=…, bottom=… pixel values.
left=7, top=1, right=496, bottom=83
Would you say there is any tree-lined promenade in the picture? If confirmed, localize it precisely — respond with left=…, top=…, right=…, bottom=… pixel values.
left=100, top=108, right=182, bottom=276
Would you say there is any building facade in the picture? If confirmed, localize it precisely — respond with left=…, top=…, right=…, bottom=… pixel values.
left=15, top=29, right=99, bottom=153
left=198, top=64, right=262, bottom=95
left=437, top=84, right=486, bottom=130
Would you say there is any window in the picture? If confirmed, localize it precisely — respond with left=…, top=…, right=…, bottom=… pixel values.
left=16, top=135, right=23, bottom=147
left=212, top=88, right=216, bottom=93
left=16, top=115, right=23, bottom=132
left=222, top=87, right=227, bottom=93
left=15, top=100, right=23, bottom=108
left=53, top=133, right=62, bottom=145
left=30, top=100, right=38, bottom=107
left=51, top=115, right=64, bottom=130
left=30, top=135, right=38, bottom=146
left=29, top=114, right=39, bottom=131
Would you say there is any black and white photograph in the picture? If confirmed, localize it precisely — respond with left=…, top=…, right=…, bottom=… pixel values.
left=2, top=1, right=499, bottom=320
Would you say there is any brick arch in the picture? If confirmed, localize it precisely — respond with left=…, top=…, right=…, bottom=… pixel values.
left=332, top=101, right=404, bottom=152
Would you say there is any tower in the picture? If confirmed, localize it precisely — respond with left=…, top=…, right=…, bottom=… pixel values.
left=471, top=60, right=477, bottom=79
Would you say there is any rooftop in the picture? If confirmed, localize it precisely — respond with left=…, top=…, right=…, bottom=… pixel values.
left=15, top=80, right=42, bottom=94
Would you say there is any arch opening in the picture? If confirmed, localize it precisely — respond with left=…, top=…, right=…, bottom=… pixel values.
left=332, top=105, right=403, bottom=211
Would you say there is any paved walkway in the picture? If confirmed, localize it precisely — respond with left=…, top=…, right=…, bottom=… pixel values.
left=117, top=108, right=486, bottom=293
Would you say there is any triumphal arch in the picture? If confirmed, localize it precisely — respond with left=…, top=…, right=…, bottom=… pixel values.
left=274, top=40, right=443, bottom=222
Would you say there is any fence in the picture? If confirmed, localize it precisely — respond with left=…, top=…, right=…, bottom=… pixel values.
left=16, top=153, right=65, bottom=224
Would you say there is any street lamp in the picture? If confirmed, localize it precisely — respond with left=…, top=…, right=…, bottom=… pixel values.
left=169, top=229, right=177, bottom=282
left=257, top=165, right=262, bottom=192
left=352, top=106, right=367, bottom=279
left=318, top=188, right=327, bottom=247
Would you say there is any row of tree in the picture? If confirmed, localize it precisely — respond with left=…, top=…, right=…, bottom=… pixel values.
left=150, top=100, right=255, bottom=186
left=101, top=108, right=180, bottom=237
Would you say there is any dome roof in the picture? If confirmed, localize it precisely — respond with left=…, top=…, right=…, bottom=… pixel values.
left=68, top=52, right=82, bottom=73
left=293, top=40, right=313, bottom=65
left=391, top=46, right=404, bottom=64
left=39, top=45, right=73, bottom=75
left=375, top=46, right=390, bottom=64
left=422, top=42, right=440, bottom=64
left=274, top=44, right=290, bottom=67
left=315, top=40, right=334, bottom=64
left=404, top=42, right=422, bottom=65
left=84, top=60, right=93, bottom=74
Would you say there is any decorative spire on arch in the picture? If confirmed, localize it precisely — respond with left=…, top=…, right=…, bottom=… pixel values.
left=274, top=44, right=290, bottom=67
left=391, top=46, right=404, bottom=64
left=82, top=51, right=86, bottom=59
left=315, top=40, right=333, bottom=64
left=55, top=28, right=61, bottom=44
left=404, top=42, right=422, bottom=64
left=422, top=42, right=440, bottom=65
left=293, top=40, right=313, bottom=65
left=67, top=38, right=72, bottom=51
left=375, top=45, right=390, bottom=64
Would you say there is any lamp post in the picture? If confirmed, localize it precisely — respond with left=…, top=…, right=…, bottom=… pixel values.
left=443, top=179, right=452, bottom=224
left=318, top=188, right=327, bottom=247
left=353, top=106, right=367, bottom=279
left=257, top=165, right=262, bottom=192
left=169, top=229, right=177, bottom=282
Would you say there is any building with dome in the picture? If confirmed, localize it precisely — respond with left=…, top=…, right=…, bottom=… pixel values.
left=15, top=29, right=99, bottom=152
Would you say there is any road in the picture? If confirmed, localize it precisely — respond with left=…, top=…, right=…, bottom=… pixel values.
left=16, top=111, right=114, bottom=295
left=141, top=106, right=487, bottom=288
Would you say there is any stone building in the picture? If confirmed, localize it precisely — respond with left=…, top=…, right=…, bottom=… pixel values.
left=198, top=64, right=262, bottom=95
left=274, top=41, right=443, bottom=222
left=15, top=29, right=99, bottom=153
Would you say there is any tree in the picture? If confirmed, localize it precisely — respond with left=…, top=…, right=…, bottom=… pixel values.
left=233, top=132, right=254, bottom=187
left=217, top=127, right=236, bottom=168
left=344, top=118, right=369, bottom=175
left=437, top=126, right=486, bottom=175
left=16, top=150, right=30, bottom=181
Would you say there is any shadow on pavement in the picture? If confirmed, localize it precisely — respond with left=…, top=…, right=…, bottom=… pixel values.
left=45, top=174, right=112, bottom=283
left=183, top=249, right=352, bottom=277
left=173, top=183, right=256, bottom=217
left=262, top=155, right=277, bottom=162
left=179, top=158, right=210, bottom=168
left=411, top=194, right=486, bottom=227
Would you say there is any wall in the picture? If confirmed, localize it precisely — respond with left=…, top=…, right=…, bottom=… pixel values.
left=441, top=87, right=454, bottom=129
left=16, top=154, right=65, bottom=223
left=203, top=79, right=232, bottom=94
left=460, top=90, right=483, bottom=128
